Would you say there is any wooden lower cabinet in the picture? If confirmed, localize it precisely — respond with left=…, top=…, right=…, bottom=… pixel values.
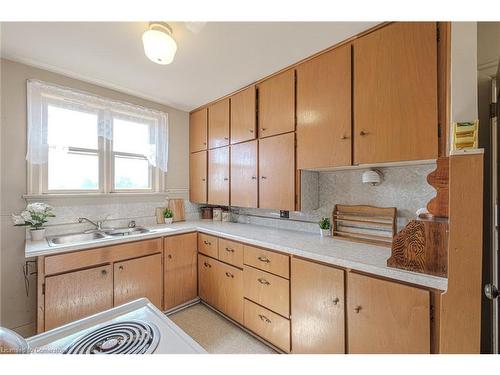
left=164, top=233, right=198, bottom=310
left=291, top=258, right=345, bottom=354
left=114, top=253, right=163, bottom=309
left=346, top=272, right=430, bottom=353
left=198, top=254, right=219, bottom=307
left=44, top=264, right=113, bottom=330
left=217, top=262, right=244, bottom=323
left=244, top=299, right=290, bottom=352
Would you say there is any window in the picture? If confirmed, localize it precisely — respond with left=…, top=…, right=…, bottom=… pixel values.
left=26, top=80, right=168, bottom=195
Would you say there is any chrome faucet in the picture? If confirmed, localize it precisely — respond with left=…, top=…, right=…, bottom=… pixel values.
left=78, top=216, right=108, bottom=231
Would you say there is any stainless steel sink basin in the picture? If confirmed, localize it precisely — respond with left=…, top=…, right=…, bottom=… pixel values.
left=47, top=232, right=107, bottom=246
left=104, top=227, right=151, bottom=237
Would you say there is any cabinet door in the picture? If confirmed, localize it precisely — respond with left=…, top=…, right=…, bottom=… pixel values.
left=297, top=45, right=351, bottom=169
left=258, top=69, right=295, bottom=138
left=353, top=22, right=438, bottom=164
left=208, top=146, right=230, bottom=205
left=230, top=86, right=256, bottom=144
left=164, top=233, right=198, bottom=310
left=208, top=99, right=230, bottom=148
left=198, top=254, right=219, bottom=308
left=189, top=151, right=207, bottom=204
left=230, top=140, right=258, bottom=208
left=347, top=272, right=430, bottom=353
left=259, top=133, right=295, bottom=210
left=190, top=108, right=208, bottom=153
left=217, top=262, right=244, bottom=324
left=45, top=265, right=113, bottom=330
left=291, top=258, right=345, bottom=353
left=114, top=254, right=162, bottom=309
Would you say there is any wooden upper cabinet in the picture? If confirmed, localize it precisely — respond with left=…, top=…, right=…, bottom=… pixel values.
left=347, top=272, right=430, bottom=354
left=208, top=146, right=230, bottom=205
left=208, top=99, right=230, bottom=149
left=297, top=45, right=352, bottom=169
left=259, top=133, right=295, bottom=211
left=114, top=253, right=163, bottom=309
left=258, top=69, right=295, bottom=138
left=44, top=265, right=113, bottom=330
left=189, top=151, right=207, bottom=204
left=230, top=140, right=258, bottom=208
left=291, top=258, right=345, bottom=354
left=164, top=233, right=198, bottom=310
left=353, top=22, right=438, bottom=164
left=230, top=86, right=256, bottom=144
left=189, top=108, right=208, bottom=153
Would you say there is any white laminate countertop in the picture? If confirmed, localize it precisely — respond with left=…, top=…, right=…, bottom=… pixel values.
left=25, top=220, right=448, bottom=291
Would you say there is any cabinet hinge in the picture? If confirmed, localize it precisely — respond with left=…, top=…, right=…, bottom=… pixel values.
left=42, top=283, right=45, bottom=295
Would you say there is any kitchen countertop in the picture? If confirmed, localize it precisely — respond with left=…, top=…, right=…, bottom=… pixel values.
left=25, top=220, right=448, bottom=291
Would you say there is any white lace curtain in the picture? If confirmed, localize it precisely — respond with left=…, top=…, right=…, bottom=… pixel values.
left=26, top=79, right=169, bottom=172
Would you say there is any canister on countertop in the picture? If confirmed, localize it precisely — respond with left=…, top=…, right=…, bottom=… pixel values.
left=213, top=207, right=222, bottom=221
left=200, top=207, right=213, bottom=220
left=222, top=210, right=231, bottom=222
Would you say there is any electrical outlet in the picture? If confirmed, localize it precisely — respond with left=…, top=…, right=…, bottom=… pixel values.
left=280, top=210, right=289, bottom=219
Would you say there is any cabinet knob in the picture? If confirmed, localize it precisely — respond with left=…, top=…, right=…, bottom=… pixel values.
left=340, top=135, right=349, bottom=140
left=203, top=142, right=207, bottom=145
left=257, top=278, right=270, bottom=286
left=251, top=176, right=257, bottom=180
left=202, top=178, right=206, bottom=182
left=168, top=254, right=172, bottom=259
left=118, top=266, right=123, bottom=271
left=225, top=272, right=234, bottom=278
left=359, top=130, right=368, bottom=136
left=261, top=176, right=267, bottom=180
left=261, top=128, right=267, bottom=131
left=332, top=297, right=340, bottom=305
left=225, top=247, right=234, bottom=253
left=258, top=314, right=271, bottom=324
left=223, top=177, right=229, bottom=181
left=204, top=240, right=211, bottom=245
left=257, top=256, right=270, bottom=263
left=203, top=262, right=211, bottom=268
left=354, top=306, right=362, bottom=313
left=224, top=137, right=229, bottom=140
left=101, top=269, right=107, bottom=276
left=249, top=129, right=254, bottom=133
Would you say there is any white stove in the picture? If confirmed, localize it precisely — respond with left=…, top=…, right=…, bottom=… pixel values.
left=26, top=298, right=206, bottom=354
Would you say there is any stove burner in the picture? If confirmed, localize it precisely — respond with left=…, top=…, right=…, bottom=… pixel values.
left=64, top=320, right=160, bottom=354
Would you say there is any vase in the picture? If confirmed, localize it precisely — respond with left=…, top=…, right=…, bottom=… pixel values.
left=320, top=228, right=330, bottom=237
left=164, top=217, right=173, bottom=224
left=30, top=228, right=46, bottom=241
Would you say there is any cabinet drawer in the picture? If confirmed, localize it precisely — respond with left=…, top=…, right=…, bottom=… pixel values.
left=243, top=265, right=290, bottom=317
left=244, top=299, right=290, bottom=352
left=243, top=245, right=289, bottom=278
left=198, top=233, right=218, bottom=258
left=218, top=238, right=244, bottom=268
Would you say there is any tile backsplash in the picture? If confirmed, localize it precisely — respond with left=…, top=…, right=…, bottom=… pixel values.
left=233, top=163, right=437, bottom=234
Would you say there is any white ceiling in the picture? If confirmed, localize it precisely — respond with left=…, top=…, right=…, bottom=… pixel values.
left=1, top=22, right=379, bottom=111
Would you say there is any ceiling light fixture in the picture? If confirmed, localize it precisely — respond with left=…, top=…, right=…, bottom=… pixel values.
left=142, top=22, right=177, bottom=65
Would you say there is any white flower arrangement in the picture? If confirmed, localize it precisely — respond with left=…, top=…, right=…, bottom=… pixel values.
left=12, top=202, right=55, bottom=230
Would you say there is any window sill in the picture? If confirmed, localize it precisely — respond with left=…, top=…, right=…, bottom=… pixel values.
left=23, top=189, right=188, bottom=201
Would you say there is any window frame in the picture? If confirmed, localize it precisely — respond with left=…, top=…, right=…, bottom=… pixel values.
left=27, top=81, right=167, bottom=196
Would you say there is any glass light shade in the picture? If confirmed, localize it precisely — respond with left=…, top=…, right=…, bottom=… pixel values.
left=142, top=27, right=177, bottom=65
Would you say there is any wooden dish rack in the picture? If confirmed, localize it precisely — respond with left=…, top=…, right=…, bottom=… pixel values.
left=332, top=204, right=397, bottom=247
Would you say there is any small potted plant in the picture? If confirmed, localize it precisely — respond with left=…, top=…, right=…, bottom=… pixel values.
left=319, top=217, right=331, bottom=237
left=163, top=208, right=174, bottom=224
left=12, top=202, right=55, bottom=241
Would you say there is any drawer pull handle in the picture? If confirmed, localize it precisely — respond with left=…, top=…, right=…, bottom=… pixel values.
left=258, top=314, right=271, bottom=324
left=225, top=247, right=234, bottom=253
left=167, top=254, right=172, bottom=259
left=204, top=262, right=212, bottom=268
left=257, top=256, right=270, bottom=263
left=354, top=306, right=362, bottom=313
left=225, top=272, right=234, bottom=278
left=359, top=130, right=368, bottom=136
left=257, top=278, right=270, bottom=285
left=204, top=240, right=211, bottom=245
left=223, top=177, right=229, bottom=181
left=101, top=269, right=108, bottom=276
left=332, top=297, right=340, bottom=305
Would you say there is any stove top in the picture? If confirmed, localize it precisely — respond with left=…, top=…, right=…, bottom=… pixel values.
left=27, top=299, right=206, bottom=354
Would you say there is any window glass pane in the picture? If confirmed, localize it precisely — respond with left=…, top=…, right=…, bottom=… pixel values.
left=114, top=156, right=150, bottom=190
left=47, top=105, right=98, bottom=149
left=48, top=149, right=99, bottom=190
left=113, top=118, right=150, bottom=155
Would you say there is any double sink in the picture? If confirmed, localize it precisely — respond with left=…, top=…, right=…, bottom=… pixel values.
left=46, top=227, right=152, bottom=247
